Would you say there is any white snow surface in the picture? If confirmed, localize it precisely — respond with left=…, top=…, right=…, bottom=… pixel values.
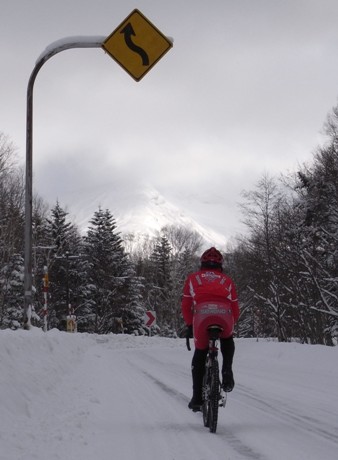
left=1, top=329, right=337, bottom=460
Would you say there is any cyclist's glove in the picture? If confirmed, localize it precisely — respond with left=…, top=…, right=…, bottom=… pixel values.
left=186, top=324, right=193, bottom=339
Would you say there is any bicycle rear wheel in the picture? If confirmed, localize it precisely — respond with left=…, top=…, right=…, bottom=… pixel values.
left=202, top=370, right=210, bottom=427
left=208, top=358, right=220, bottom=433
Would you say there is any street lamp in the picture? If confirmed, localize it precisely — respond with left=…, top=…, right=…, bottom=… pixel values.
left=23, top=36, right=105, bottom=329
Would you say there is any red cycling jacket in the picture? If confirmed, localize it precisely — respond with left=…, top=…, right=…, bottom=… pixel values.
left=181, top=268, right=240, bottom=348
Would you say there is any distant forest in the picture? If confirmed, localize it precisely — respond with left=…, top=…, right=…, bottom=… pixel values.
left=1, top=103, right=338, bottom=345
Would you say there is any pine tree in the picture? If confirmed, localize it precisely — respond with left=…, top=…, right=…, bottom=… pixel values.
left=0, top=253, right=25, bottom=329
left=117, top=264, right=146, bottom=335
left=149, top=236, right=175, bottom=334
left=42, top=202, right=83, bottom=329
left=83, top=207, right=130, bottom=333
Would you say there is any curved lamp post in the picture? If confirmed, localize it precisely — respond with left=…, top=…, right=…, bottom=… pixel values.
left=23, top=36, right=105, bottom=328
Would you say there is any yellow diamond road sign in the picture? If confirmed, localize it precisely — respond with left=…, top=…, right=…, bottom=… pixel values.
left=102, top=9, right=173, bottom=82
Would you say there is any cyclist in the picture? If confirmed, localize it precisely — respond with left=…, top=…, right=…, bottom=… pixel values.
left=181, top=247, right=240, bottom=411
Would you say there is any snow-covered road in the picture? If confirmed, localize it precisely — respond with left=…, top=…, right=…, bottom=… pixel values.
left=1, top=330, right=337, bottom=460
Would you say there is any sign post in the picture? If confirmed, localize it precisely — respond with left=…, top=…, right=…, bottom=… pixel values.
left=144, top=310, right=156, bottom=336
left=23, top=11, right=172, bottom=328
left=42, top=267, right=49, bottom=332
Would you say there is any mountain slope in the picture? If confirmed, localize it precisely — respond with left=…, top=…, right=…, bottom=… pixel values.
left=71, top=183, right=227, bottom=249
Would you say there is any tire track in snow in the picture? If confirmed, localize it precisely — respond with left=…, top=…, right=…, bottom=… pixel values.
left=130, top=356, right=269, bottom=460
left=234, top=383, right=338, bottom=446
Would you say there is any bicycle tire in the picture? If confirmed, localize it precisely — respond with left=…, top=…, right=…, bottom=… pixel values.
left=202, top=367, right=210, bottom=427
left=208, top=358, right=220, bottom=433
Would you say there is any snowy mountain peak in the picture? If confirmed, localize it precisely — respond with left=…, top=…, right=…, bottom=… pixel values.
left=114, top=184, right=227, bottom=249
left=73, top=182, right=227, bottom=250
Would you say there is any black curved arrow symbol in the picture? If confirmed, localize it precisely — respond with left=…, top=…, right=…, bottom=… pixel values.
left=120, top=23, right=149, bottom=66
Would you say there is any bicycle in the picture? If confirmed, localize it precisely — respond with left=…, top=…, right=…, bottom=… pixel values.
left=186, top=324, right=226, bottom=433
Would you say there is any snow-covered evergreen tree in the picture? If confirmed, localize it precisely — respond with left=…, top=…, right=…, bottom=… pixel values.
left=0, top=253, right=25, bottom=329
left=43, top=202, right=83, bottom=329
left=148, top=236, right=175, bottom=335
left=117, top=264, right=146, bottom=335
left=83, top=207, right=132, bottom=333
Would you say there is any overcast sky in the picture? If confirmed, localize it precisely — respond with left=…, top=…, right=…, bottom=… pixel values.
left=1, top=0, right=338, bottom=242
